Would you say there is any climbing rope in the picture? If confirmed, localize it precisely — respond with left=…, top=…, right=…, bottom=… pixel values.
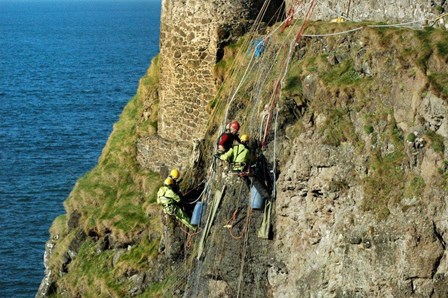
left=224, top=182, right=253, bottom=240
left=236, top=205, right=253, bottom=298
left=303, top=26, right=363, bottom=37
left=184, top=227, right=203, bottom=249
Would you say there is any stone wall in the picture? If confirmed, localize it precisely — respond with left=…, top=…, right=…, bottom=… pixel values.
left=141, top=0, right=282, bottom=173
left=158, top=0, right=258, bottom=142
left=285, top=0, right=447, bottom=23
left=137, top=136, right=193, bottom=173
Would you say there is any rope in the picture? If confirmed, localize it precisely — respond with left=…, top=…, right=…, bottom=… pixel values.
left=367, top=19, right=425, bottom=30
left=303, top=26, right=363, bottom=37
left=213, top=0, right=275, bottom=136
left=272, top=102, right=279, bottom=198
left=186, top=180, right=208, bottom=204
left=236, top=206, right=253, bottom=298
left=184, top=227, right=203, bottom=248
left=261, top=38, right=295, bottom=148
left=224, top=181, right=251, bottom=240
left=428, top=12, right=448, bottom=26
left=222, top=47, right=258, bottom=130
left=294, top=0, right=317, bottom=43
left=261, top=0, right=317, bottom=148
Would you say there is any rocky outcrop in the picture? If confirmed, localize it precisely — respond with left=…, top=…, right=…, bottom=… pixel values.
left=272, top=140, right=447, bottom=296
left=266, top=30, right=448, bottom=296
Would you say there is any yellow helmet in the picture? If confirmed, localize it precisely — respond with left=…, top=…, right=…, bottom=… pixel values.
left=170, top=169, right=180, bottom=179
left=240, top=134, right=249, bottom=142
left=164, top=177, right=173, bottom=186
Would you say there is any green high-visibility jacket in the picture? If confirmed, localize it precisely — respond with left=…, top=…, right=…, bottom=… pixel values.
left=156, top=185, right=195, bottom=229
left=157, top=186, right=181, bottom=207
left=220, top=143, right=252, bottom=171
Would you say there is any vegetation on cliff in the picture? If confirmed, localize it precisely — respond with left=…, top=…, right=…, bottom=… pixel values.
left=41, top=20, right=447, bottom=297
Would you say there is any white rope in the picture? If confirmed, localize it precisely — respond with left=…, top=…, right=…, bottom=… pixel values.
left=303, top=26, right=363, bottom=37
left=272, top=102, right=279, bottom=199
left=236, top=207, right=252, bottom=298
left=300, top=19, right=428, bottom=39
left=367, top=19, right=425, bottom=28
left=222, top=47, right=258, bottom=131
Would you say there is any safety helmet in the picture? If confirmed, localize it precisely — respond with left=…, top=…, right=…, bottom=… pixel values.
left=230, top=121, right=240, bottom=132
left=164, top=177, right=173, bottom=186
left=240, top=134, right=249, bottom=142
left=170, top=169, right=180, bottom=179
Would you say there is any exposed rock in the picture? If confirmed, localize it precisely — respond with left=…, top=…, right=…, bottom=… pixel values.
left=129, top=272, right=146, bottom=296
left=419, top=92, right=448, bottom=138
left=36, top=237, right=57, bottom=298
left=67, top=210, right=81, bottom=231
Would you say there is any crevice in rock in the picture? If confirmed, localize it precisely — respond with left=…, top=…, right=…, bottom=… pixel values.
left=433, top=221, right=446, bottom=249
left=432, top=221, right=445, bottom=278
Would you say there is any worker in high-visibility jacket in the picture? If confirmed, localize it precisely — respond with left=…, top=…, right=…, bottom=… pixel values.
left=219, top=134, right=253, bottom=172
left=157, top=177, right=196, bottom=230
left=168, top=168, right=181, bottom=194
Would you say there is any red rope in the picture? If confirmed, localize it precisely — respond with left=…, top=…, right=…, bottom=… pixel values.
left=261, top=0, right=317, bottom=149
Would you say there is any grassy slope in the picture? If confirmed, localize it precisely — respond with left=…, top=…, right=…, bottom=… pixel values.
left=47, top=56, right=171, bottom=297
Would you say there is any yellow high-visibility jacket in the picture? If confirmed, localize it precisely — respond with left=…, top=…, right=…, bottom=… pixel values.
left=157, top=186, right=180, bottom=207
left=220, top=143, right=253, bottom=171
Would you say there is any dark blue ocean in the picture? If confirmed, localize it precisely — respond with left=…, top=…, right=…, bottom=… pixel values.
left=0, top=1, right=160, bottom=296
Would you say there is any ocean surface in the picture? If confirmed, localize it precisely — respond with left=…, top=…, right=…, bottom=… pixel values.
left=0, top=1, right=160, bottom=296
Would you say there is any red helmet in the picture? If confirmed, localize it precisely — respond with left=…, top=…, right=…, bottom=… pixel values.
left=230, top=121, right=240, bottom=131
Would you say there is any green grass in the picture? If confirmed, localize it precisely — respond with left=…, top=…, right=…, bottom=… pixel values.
left=116, top=236, right=160, bottom=272
left=49, top=214, right=68, bottom=237
left=361, top=150, right=405, bottom=221
left=414, top=28, right=434, bottom=70
left=361, top=111, right=407, bottom=220
left=404, top=175, right=426, bottom=198
left=426, top=130, right=445, bottom=153
left=284, top=75, right=302, bottom=93
left=364, top=125, right=374, bottom=134
left=436, top=40, right=448, bottom=56
left=428, top=73, right=448, bottom=98
left=61, top=58, right=162, bottom=237
left=439, top=161, right=448, bottom=192
left=321, top=60, right=361, bottom=86
left=320, top=108, right=357, bottom=146
left=57, top=240, right=121, bottom=297
left=406, top=133, right=416, bottom=142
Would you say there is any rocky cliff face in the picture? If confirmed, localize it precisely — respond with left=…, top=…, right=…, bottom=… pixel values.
left=37, top=1, right=448, bottom=297
left=267, top=28, right=448, bottom=296
left=170, top=22, right=448, bottom=297
left=285, top=0, right=448, bottom=23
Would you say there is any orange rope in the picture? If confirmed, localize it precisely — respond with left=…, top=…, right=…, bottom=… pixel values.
left=226, top=206, right=253, bottom=240
left=181, top=225, right=203, bottom=248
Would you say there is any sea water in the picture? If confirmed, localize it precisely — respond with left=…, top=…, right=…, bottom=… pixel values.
left=0, top=1, right=160, bottom=296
